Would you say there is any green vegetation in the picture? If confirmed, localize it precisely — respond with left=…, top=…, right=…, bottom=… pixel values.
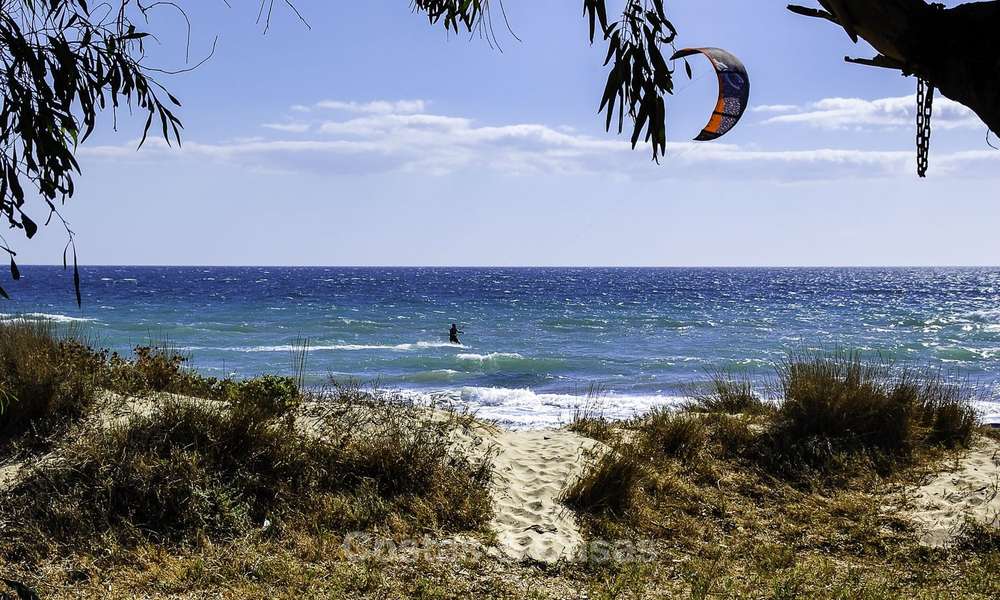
left=2, top=331, right=997, bottom=598
left=3, top=392, right=491, bottom=562
left=0, top=323, right=493, bottom=597
left=0, top=322, right=301, bottom=454
left=778, top=352, right=976, bottom=449
left=566, top=354, right=979, bottom=523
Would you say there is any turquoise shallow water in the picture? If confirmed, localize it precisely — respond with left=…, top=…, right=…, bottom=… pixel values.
left=6, top=266, right=1000, bottom=427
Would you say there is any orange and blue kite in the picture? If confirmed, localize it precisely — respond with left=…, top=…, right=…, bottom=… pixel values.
left=671, top=47, right=750, bottom=141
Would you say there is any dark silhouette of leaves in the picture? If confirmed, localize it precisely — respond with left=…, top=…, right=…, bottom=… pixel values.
left=0, top=1, right=300, bottom=304
left=416, top=0, right=679, bottom=161
left=586, top=0, right=676, bottom=161
left=0, top=1, right=183, bottom=304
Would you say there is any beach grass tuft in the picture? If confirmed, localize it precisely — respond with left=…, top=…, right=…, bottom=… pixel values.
left=0, top=321, right=98, bottom=451
left=565, top=351, right=985, bottom=568
left=2, top=389, right=493, bottom=564
left=764, top=351, right=979, bottom=478
left=685, top=368, right=771, bottom=416
left=640, top=409, right=708, bottom=462
left=561, top=442, right=647, bottom=517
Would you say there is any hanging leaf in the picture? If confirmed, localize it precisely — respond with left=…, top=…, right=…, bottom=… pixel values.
left=685, top=58, right=693, bottom=79
left=10, top=258, right=20, bottom=281
left=21, top=213, right=38, bottom=238
left=73, top=245, right=81, bottom=307
left=587, top=0, right=677, bottom=161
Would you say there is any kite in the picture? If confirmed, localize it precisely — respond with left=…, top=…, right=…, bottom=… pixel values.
left=671, top=47, right=750, bottom=141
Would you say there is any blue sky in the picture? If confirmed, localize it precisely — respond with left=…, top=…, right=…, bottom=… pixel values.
left=18, top=1, right=1000, bottom=266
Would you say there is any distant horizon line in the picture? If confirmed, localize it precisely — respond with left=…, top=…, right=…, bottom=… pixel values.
left=15, top=264, right=1000, bottom=269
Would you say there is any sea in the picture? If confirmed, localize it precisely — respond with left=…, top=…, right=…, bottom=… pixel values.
left=5, top=266, right=1000, bottom=428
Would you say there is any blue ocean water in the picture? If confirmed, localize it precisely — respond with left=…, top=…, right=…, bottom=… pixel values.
left=5, top=266, right=1000, bottom=427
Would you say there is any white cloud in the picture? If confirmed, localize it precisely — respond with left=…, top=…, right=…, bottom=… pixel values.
left=79, top=99, right=1000, bottom=180
left=309, top=99, right=428, bottom=114
left=262, top=122, right=311, bottom=133
left=317, top=113, right=472, bottom=136
left=752, top=104, right=797, bottom=114
left=760, top=95, right=984, bottom=131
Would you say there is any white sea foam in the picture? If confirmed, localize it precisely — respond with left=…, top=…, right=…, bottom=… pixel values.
left=392, top=386, right=1000, bottom=430
left=975, top=398, right=1000, bottom=427
left=456, top=352, right=524, bottom=361
left=0, top=312, right=96, bottom=323
left=398, top=386, right=688, bottom=429
left=228, top=341, right=463, bottom=353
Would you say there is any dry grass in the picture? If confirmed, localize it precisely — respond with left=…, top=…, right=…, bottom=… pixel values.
left=2, top=330, right=997, bottom=598
left=560, top=353, right=995, bottom=599
left=640, top=409, right=709, bottom=461
left=566, top=386, right=618, bottom=445
left=568, top=409, right=617, bottom=446
left=765, top=352, right=978, bottom=479
left=0, top=390, right=492, bottom=564
left=0, top=322, right=99, bottom=455
left=562, top=442, right=647, bottom=517
left=685, top=369, right=771, bottom=416
left=0, top=324, right=494, bottom=597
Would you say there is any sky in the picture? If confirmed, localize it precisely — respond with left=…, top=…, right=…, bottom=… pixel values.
left=16, top=0, right=1000, bottom=267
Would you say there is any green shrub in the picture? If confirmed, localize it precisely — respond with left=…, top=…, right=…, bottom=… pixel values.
left=131, top=346, right=186, bottom=392
left=226, top=375, right=301, bottom=423
left=100, top=345, right=216, bottom=398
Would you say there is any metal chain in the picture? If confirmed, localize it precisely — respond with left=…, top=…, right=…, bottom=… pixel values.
left=916, top=78, right=935, bottom=178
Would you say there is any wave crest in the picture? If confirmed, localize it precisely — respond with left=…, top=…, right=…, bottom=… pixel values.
left=401, top=386, right=688, bottom=429
left=456, top=352, right=524, bottom=361
left=0, top=312, right=96, bottom=323
left=225, top=340, right=464, bottom=353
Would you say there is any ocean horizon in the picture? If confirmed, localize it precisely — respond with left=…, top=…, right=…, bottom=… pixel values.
left=5, top=265, right=1000, bottom=428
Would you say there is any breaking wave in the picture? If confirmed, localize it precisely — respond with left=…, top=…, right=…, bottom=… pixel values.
left=0, top=312, right=96, bottom=324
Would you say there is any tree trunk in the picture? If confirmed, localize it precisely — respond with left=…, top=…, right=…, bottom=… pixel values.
left=816, top=0, right=1000, bottom=134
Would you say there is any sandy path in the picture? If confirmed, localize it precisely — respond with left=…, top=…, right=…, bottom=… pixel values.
left=906, top=437, right=1000, bottom=546
left=476, top=428, right=600, bottom=563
